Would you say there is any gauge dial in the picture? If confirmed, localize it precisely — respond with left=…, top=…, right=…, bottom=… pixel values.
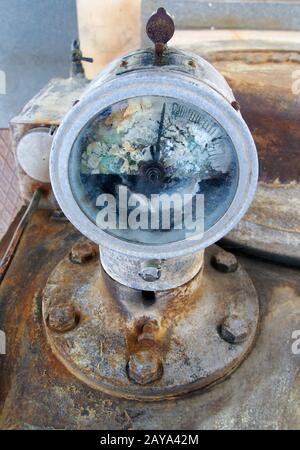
left=69, top=96, right=239, bottom=245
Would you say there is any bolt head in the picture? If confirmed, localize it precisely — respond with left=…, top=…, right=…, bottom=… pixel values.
left=48, top=303, right=78, bottom=333
left=139, top=261, right=161, bottom=282
left=211, top=249, right=238, bottom=273
left=70, top=239, right=98, bottom=264
left=219, top=315, right=250, bottom=344
left=127, top=350, right=163, bottom=385
left=139, top=266, right=161, bottom=282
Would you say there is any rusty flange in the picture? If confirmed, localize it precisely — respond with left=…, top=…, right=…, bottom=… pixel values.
left=42, top=243, right=259, bottom=401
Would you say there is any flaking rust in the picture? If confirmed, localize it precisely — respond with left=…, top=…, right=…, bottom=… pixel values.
left=41, top=241, right=259, bottom=401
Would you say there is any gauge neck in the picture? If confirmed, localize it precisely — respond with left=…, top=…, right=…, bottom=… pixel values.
left=100, top=247, right=204, bottom=291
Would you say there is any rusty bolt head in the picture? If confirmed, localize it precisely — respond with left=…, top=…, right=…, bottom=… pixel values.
left=219, top=315, right=250, bottom=344
left=211, top=249, right=238, bottom=273
left=69, top=239, right=98, bottom=264
left=138, top=320, right=159, bottom=343
left=47, top=303, right=78, bottom=333
left=127, top=350, right=163, bottom=385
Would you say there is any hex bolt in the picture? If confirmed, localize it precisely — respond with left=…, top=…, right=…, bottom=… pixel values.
left=211, top=249, right=238, bottom=273
left=138, top=320, right=159, bottom=343
left=139, top=260, right=161, bottom=282
left=69, top=239, right=98, bottom=264
left=47, top=303, right=78, bottom=333
left=127, top=350, right=163, bottom=385
left=219, top=315, right=250, bottom=344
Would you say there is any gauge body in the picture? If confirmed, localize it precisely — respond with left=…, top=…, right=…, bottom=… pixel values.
left=50, top=47, right=258, bottom=288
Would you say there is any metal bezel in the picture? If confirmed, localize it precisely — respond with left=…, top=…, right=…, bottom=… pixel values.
left=50, top=69, right=258, bottom=259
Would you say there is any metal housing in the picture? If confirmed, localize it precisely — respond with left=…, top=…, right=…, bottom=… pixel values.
left=50, top=48, right=258, bottom=261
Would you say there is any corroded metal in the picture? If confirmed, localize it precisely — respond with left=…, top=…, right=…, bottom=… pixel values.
left=183, top=41, right=300, bottom=263
left=219, top=315, right=250, bottom=345
left=0, top=210, right=299, bottom=428
left=0, top=189, right=42, bottom=283
left=69, top=238, right=99, bottom=264
left=127, top=350, right=163, bottom=385
left=211, top=248, right=238, bottom=273
left=42, top=243, right=259, bottom=400
left=146, top=7, right=175, bottom=55
left=71, top=39, right=93, bottom=77
left=47, top=303, right=78, bottom=333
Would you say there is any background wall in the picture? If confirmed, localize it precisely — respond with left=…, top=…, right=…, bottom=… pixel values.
left=0, top=0, right=78, bottom=240
left=76, top=0, right=141, bottom=79
left=0, top=0, right=78, bottom=128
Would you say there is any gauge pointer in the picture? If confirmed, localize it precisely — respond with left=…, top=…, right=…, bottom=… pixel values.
left=150, top=102, right=166, bottom=162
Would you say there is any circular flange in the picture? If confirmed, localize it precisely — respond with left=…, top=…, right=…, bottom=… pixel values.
left=42, top=245, right=259, bottom=401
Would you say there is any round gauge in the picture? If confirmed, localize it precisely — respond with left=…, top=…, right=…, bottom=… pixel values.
left=17, top=127, right=53, bottom=183
left=50, top=58, right=258, bottom=258
left=69, top=96, right=238, bottom=245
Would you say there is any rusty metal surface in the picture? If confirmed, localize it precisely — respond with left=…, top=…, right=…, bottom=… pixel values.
left=42, top=242, right=258, bottom=400
left=181, top=42, right=300, bottom=263
left=0, top=211, right=299, bottom=429
left=0, top=189, right=41, bottom=283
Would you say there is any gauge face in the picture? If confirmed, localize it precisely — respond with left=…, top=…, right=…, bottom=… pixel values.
left=69, top=96, right=239, bottom=245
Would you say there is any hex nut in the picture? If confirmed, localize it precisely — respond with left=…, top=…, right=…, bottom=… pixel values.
left=139, top=266, right=161, bottom=282
left=219, top=315, right=250, bottom=344
left=139, top=260, right=161, bottom=282
left=211, top=249, right=238, bottom=273
left=127, top=350, right=163, bottom=385
left=69, top=239, right=98, bottom=264
left=47, top=303, right=78, bottom=333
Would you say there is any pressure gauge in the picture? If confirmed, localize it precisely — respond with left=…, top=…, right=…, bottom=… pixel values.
left=50, top=10, right=257, bottom=289
left=45, top=9, right=260, bottom=399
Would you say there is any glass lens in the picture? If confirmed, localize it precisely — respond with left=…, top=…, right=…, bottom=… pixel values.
left=69, top=96, right=238, bottom=244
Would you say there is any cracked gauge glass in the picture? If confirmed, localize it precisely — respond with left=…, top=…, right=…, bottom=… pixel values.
left=69, top=96, right=239, bottom=245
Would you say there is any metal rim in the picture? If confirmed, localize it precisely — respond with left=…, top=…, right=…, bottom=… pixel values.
left=50, top=70, right=258, bottom=259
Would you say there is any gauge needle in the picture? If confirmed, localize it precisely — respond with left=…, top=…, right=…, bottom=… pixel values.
left=151, top=102, right=166, bottom=162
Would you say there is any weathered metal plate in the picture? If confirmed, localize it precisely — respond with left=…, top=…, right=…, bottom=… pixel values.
left=42, top=244, right=259, bottom=400
left=0, top=210, right=299, bottom=429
